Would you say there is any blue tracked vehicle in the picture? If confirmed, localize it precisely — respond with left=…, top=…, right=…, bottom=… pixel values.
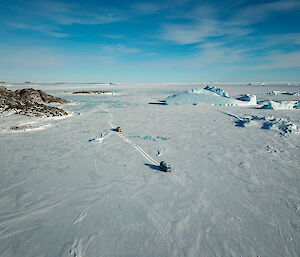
left=160, top=161, right=171, bottom=172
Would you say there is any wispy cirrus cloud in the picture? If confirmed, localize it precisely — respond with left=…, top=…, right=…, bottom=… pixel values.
left=1, top=0, right=300, bottom=82
left=131, top=0, right=196, bottom=15
left=159, top=4, right=246, bottom=45
left=230, top=0, right=300, bottom=26
left=263, top=33, right=300, bottom=46
left=131, top=2, right=166, bottom=15
left=2, top=0, right=127, bottom=37
left=8, top=22, right=69, bottom=38
left=160, top=21, right=218, bottom=44
left=102, top=34, right=125, bottom=39
left=160, top=20, right=251, bottom=45
left=136, top=0, right=300, bottom=74
left=159, top=0, right=300, bottom=45
left=3, top=1, right=170, bottom=38
left=134, top=41, right=252, bottom=72
left=33, top=1, right=126, bottom=25
left=251, top=51, right=300, bottom=70
left=100, top=44, right=141, bottom=55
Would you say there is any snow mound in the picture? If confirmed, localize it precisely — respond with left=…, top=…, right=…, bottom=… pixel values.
left=165, top=88, right=256, bottom=106
left=4, top=122, right=53, bottom=133
left=235, top=115, right=299, bottom=134
left=261, top=100, right=299, bottom=110
left=204, top=85, right=229, bottom=98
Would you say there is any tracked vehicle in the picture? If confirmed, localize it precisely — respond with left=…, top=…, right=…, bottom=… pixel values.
left=160, top=161, right=171, bottom=172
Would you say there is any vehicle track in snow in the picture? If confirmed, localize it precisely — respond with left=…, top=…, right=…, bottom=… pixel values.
left=114, top=128, right=159, bottom=166
left=110, top=124, right=192, bottom=184
left=97, top=105, right=159, bottom=166
left=97, top=104, right=192, bottom=184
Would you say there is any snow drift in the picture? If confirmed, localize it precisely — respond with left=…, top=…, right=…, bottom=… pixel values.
left=235, top=115, right=299, bottom=134
left=267, top=90, right=300, bottom=96
left=165, top=87, right=257, bottom=106
left=261, top=100, right=299, bottom=110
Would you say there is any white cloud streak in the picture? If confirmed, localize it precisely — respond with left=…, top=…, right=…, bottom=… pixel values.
left=36, top=1, right=126, bottom=25
left=159, top=0, right=300, bottom=45
left=230, top=0, right=300, bottom=26
left=8, top=23, right=69, bottom=38
left=100, top=44, right=141, bottom=54
left=131, top=2, right=165, bottom=15
left=252, top=51, right=300, bottom=70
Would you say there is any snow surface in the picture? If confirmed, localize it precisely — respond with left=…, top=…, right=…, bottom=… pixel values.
left=165, top=87, right=257, bottom=106
left=0, top=82, right=300, bottom=257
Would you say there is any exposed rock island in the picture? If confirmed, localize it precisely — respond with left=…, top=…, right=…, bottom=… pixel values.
left=72, top=90, right=114, bottom=95
left=0, top=86, right=70, bottom=117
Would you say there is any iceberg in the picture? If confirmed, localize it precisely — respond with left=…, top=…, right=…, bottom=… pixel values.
left=204, top=85, right=229, bottom=98
left=261, top=100, right=299, bottom=110
left=165, top=87, right=257, bottom=106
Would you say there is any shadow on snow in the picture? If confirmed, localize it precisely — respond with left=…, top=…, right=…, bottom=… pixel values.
left=144, top=163, right=164, bottom=172
left=148, top=100, right=166, bottom=105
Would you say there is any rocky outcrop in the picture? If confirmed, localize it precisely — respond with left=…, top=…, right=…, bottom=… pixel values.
left=0, top=86, right=69, bottom=117
left=14, top=88, right=69, bottom=104
left=72, top=90, right=112, bottom=94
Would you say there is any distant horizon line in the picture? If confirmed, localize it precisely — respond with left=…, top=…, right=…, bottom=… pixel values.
left=1, top=81, right=300, bottom=85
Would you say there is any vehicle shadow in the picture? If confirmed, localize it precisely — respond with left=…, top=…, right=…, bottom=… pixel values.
left=144, top=163, right=163, bottom=172
left=148, top=100, right=166, bottom=105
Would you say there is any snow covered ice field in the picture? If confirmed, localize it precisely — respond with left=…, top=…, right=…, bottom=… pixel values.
left=0, top=82, right=299, bottom=257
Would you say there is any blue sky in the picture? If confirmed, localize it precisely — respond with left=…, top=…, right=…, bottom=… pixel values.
left=0, top=0, right=300, bottom=82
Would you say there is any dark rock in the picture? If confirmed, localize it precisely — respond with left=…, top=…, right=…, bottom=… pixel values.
left=0, top=86, right=69, bottom=117
left=14, top=88, right=69, bottom=104
left=72, top=90, right=110, bottom=94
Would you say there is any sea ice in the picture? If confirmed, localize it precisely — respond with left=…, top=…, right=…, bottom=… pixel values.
left=1, top=82, right=300, bottom=257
